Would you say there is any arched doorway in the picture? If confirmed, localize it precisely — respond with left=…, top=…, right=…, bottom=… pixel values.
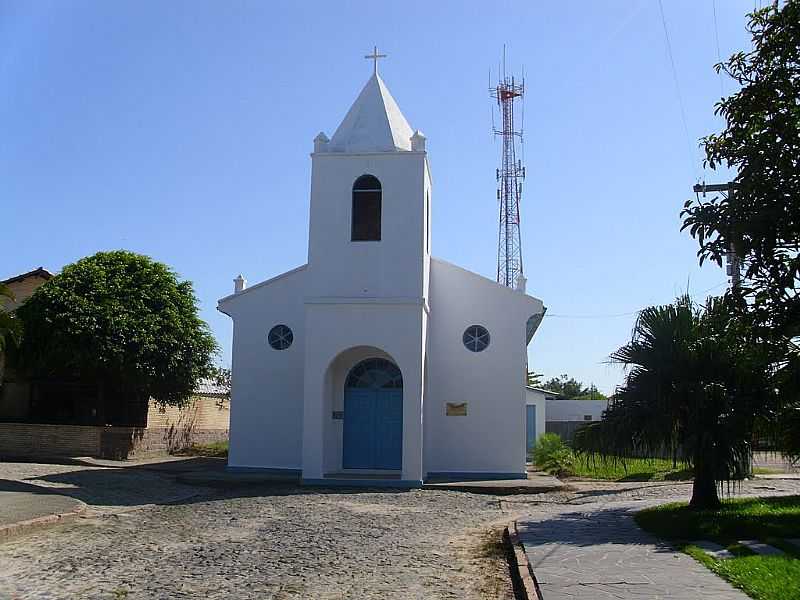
left=342, top=358, right=403, bottom=470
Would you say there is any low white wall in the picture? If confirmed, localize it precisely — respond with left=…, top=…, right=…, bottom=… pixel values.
left=546, top=399, right=608, bottom=422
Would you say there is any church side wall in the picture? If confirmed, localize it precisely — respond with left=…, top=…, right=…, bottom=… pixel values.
left=223, top=269, right=307, bottom=471
left=425, top=260, right=541, bottom=477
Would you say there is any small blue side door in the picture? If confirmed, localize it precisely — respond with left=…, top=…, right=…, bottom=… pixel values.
left=526, top=405, right=537, bottom=460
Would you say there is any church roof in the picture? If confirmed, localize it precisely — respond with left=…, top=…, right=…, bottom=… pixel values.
left=328, top=73, right=415, bottom=153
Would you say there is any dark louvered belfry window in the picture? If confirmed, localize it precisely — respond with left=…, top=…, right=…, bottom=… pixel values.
left=351, top=175, right=382, bottom=241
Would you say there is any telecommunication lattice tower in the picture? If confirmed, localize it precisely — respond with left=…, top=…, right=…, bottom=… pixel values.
left=491, top=65, right=526, bottom=288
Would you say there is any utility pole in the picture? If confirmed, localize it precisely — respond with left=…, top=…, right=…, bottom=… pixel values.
left=692, top=182, right=741, bottom=289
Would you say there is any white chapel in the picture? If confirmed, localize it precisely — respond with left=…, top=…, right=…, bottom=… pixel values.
left=218, top=55, right=545, bottom=486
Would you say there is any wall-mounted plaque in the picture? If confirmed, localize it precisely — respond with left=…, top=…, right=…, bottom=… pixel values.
left=332, top=411, right=344, bottom=420
left=446, top=402, right=467, bottom=416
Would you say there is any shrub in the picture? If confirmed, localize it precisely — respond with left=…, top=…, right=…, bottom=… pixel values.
left=532, top=433, right=575, bottom=476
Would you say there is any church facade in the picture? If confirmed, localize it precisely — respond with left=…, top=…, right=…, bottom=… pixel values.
left=218, top=64, right=545, bottom=486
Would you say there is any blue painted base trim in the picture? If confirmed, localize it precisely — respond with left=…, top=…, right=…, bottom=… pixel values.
left=226, top=466, right=301, bottom=476
left=302, top=478, right=423, bottom=489
left=425, top=472, right=527, bottom=481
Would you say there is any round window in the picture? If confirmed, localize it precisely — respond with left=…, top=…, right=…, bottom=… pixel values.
left=463, top=325, right=490, bottom=352
left=268, top=324, right=293, bottom=350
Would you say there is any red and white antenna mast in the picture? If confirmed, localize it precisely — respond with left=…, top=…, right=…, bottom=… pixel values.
left=490, top=49, right=525, bottom=288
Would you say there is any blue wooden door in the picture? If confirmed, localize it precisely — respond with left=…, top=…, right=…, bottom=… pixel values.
left=526, top=405, right=537, bottom=460
left=343, top=388, right=402, bottom=470
left=374, top=389, right=403, bottom=469
left=343, top=389, right=375, bottom=469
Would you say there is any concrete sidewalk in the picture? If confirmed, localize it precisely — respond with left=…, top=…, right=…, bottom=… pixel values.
left=517, top=500, right=750, bottom=599
left=0, top=480, right=86, bottom=540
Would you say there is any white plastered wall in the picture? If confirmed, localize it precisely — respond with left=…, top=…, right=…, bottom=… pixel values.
left=301, top=301, right=426, bottom=482
left=218, top=267, right=307, bottom=470
left=424, top=258, right=544, bottom=477
left=306, top=152, right=429, bottom=300
left=546, top=399, right=608, bottom=422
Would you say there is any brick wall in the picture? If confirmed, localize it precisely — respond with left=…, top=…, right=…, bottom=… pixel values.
left=0, top=422, right=104, bottom=458
left=146, top=395, right=230, bottom=430
left=0, top=395, right=230, bottom=459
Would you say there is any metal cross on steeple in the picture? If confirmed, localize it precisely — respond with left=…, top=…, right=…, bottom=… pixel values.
left=364, top=46, right=387, bottom=75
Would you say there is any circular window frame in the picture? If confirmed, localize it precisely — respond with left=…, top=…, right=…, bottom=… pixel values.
left=267, top=324, right=294, bottom=350
left=463, top=325, right=490, bottom=353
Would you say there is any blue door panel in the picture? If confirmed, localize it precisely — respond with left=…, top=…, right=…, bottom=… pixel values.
left=526, top=405, right=537, bottom=459
left=374, top=390, right=403, bottom=469
left=343, top=388, right=402, bottom=470
left=343, top=389, right=375, bottom=469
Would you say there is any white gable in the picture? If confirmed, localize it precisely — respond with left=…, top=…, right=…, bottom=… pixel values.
left=328, top=73, right=414, bottom=153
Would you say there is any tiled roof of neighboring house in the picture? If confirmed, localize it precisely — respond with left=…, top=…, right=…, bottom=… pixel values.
left=1, top=267, right=54, bottom=285
left=194, top=378, right=230, bottom=398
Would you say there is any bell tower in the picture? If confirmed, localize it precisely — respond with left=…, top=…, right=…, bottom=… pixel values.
left=306, top=52, right=431, bottom=302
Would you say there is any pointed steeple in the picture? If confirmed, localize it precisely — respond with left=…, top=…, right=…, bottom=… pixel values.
left=328, top=73, right=415, bottom=153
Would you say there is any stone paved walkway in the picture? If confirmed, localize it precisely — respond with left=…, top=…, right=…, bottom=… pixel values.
left=516, top=479, right=800, bottom=600
left=518, top=500, right=750, bottom=599
left=0, top=480, right=85, bottom=533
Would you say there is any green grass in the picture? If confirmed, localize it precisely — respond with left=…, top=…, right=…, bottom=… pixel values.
left=569, top=456, right=693, bottom=481
left=753, top=466, right=784, bottom=475
left=180, top=440, right=229, bottom=458
left=636, top=496, right=800, bottom=600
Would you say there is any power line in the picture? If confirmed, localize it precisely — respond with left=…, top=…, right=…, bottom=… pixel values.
left=544, top=281, right=728, bottom=320
left=657, top=0, right=699, bottom=181
left=712, top=0, right=726, bottom=97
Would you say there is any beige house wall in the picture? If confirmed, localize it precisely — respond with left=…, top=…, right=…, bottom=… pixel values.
left=2, top=275, right=49, bottom=311
left=147, top=396, right=230, bottom=430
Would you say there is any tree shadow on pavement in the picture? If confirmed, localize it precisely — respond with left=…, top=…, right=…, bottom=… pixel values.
left=0, top=458, right=415, bottom=510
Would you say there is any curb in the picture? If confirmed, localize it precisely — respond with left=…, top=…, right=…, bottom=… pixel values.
left=503, top=521, right=541, bottom=600
left=0, top=502, right=87, bottom=542
left=425, top=483, right=566, bottom=496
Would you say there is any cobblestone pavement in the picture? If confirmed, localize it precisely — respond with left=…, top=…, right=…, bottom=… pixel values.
left=0, top=483, right=514, bottom=600
left=1, top=461, right=799, bottom=600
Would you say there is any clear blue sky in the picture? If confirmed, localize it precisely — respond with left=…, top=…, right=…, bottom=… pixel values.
left=2, top=1, right=754, bottom=393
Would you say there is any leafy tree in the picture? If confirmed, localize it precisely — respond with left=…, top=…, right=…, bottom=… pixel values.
left=572, top=385, right=608, bottom=401
left=681, top=1, right=800, bottom=336
left=542, top=374, right=585, bottom=398
left=542, top=374, right=606, bottom=399
left=681, top=1, right=800, bottom=460
left=12, top=251, right=217, bottom=417
left=526, top=369, right=543, bottom=387
left=0, top=284, right=22, bottom=353
left=211, top=366, right=232, bottom=399
left=575, top=295, right=776, bottom=509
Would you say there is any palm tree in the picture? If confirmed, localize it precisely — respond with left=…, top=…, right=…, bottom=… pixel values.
left=0, top=283, right=22, bottom=353
left=575, top=294, right=775, bottom=509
